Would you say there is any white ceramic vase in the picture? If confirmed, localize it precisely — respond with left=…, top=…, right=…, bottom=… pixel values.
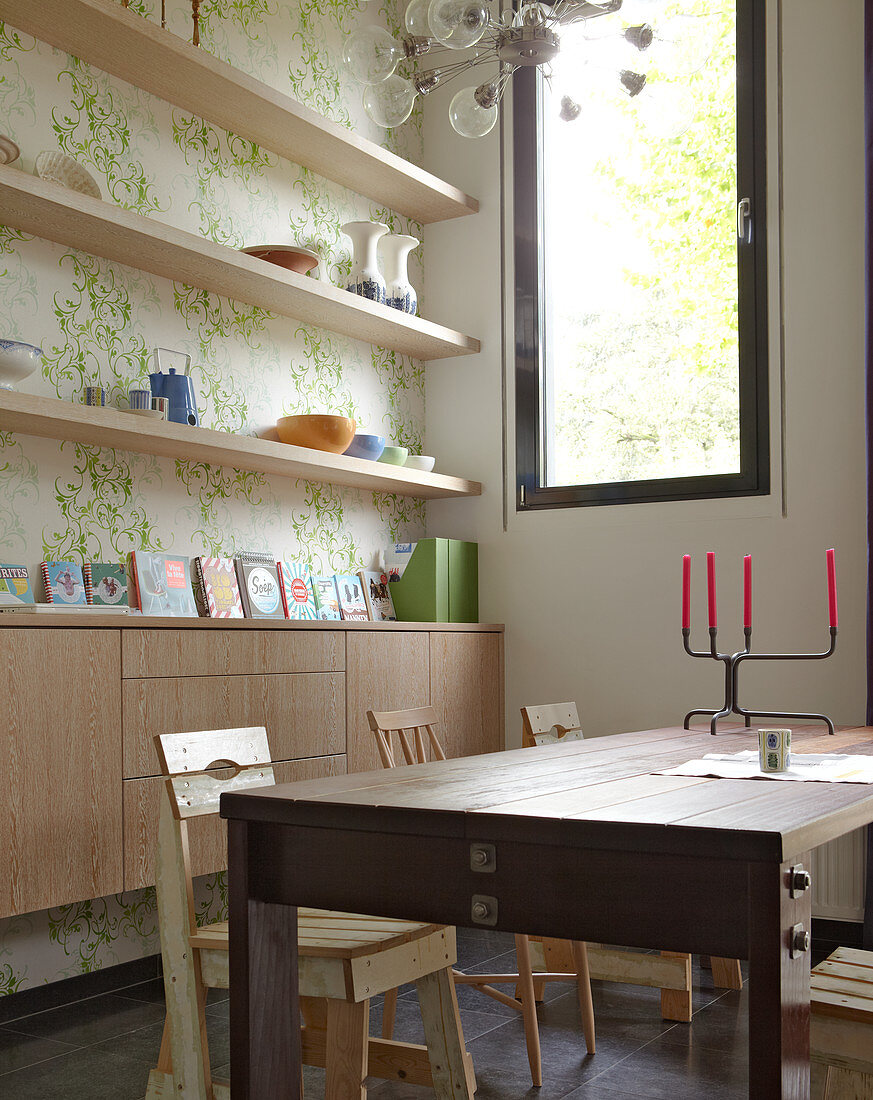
left=341, top=221, right=389, bottom=304
left=379, top=233, right=419, bottom=314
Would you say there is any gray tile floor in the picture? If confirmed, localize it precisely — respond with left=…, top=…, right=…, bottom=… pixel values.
left=0, top=931, right=748, bottom=1098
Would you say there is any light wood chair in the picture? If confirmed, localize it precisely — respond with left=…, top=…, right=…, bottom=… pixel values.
left=520, top=702, right=744, bottom=1023
left=146, top=725, right=476, bottom=1100
left=811, top=946, right=873, bottom=1100
left=367, top=706, right=596, bottom=1088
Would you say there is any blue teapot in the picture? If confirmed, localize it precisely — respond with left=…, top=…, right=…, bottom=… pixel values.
left=149, top=348, right=199, bottom=427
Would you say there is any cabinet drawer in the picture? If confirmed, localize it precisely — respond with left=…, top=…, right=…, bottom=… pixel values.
left=122, top=629, right=344, bottom=678
left=123, top=755, right=347, bottom=891
left=123, top=672, right=345, bottom=777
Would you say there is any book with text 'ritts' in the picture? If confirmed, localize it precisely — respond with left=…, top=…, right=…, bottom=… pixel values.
left=335, top=573, right=369, bottom=621
left=0, top=564, right=34, bottom=605
left=233, top=551, right=285, bottom=620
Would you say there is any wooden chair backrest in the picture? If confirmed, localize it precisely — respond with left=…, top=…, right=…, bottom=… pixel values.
left=366, top=706, right=447, bottom=768
left=520, top=702, right=584, bottom=748
left=155, top=726, right=275, bottom=819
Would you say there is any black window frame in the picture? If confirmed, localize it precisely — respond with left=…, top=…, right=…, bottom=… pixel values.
left=514, top=0, right=769, bottom=510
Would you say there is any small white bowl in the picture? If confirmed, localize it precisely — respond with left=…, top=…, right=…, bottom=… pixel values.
left=0, top=135, right=20, bottom=166
left=0, top=340, right=43, bottom=390
left=404, top=454, right=436, bottom=473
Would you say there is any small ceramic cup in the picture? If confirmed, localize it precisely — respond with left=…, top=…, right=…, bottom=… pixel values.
left=151, top=396, right=170, bottom=420
left=758, top=728, right=791, bottom=773
left=84, top=386, right=106, bottom=407
left=129, top=388, right=152, bottom=410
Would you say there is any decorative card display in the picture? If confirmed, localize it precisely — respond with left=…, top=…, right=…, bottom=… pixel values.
left=234, top=552, right=285, bottom=619
left=194, top=556, right=244, bottom=618
left=311, top=574, right=341, bottom=621
left=85, top=563, right=128, bottom=607
left=41, top=561, right=87, bottom=605
left=0, top=564, right=34, bottom=606
left=385, top=542, right=416, bottom=582
left=128, top=551, right=198, bottom=616
left=335, top=573, right=369, bottom=621
left=359, top=570, right=397, bottom=621
left=278, top=561, right=318, bottom=620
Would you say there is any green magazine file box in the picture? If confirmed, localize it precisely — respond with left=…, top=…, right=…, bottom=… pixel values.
left=390, top=538, right=478, bottom=623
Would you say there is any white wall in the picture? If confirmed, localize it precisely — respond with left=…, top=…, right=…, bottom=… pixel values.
left=422, top=0, right=866, bottom=746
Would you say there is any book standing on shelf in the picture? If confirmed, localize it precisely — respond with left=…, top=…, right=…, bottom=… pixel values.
left=85, top=563, right=128, bottom=607
left=278, top=561, right=318, bottom=620
left=234, top=552, right=285, bottom=619
left=128, top=551, right=198, bottom=616
left=0, top=565, right=34, bottom=606
left=335, top=573, right=369, bottom=621
left=41, top=561, right=87, bottom=606
left=359, top=570, right=396, bottom=621
left=193, top=556, right=244, bottom=618
left=311, top=574, right=341, bottom=620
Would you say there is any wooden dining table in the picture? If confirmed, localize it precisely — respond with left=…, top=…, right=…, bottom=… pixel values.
left=220, top=723, right=873, bottom=1099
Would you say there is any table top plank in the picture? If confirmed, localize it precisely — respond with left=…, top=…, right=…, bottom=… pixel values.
left=222, top=725, right=873, bottom=862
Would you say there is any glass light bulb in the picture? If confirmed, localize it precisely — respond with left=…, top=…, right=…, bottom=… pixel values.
left=513, top=1, right=549, bottom=27
left=363, top=76, right=417, bottom=128
left=428, top=0, right=489, bottom=49
left=343, top=27, right=405, bottom=84
left=405, top=0, right=433, bottom=35
left=448, top=85, right=498, bottom=138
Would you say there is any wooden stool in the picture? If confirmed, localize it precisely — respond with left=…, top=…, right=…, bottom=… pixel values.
left=146, top=726, right=475, bottom=1100
left=811, top=947, right=873, bottom=1099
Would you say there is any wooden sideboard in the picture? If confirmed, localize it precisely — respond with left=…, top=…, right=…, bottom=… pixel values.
left=0, top=618, right=504, bottom=919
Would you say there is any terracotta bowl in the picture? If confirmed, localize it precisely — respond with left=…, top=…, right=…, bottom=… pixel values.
left=276, top=414, right=357, bottom=454
left=241, top=245, right=319, bottom=276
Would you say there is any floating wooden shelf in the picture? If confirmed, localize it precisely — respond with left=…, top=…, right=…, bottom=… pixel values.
left=0, top=0, right=478, bottom=225
left=0, top=391, right=482, bottom=500
left=0, top=168, right=479, bottom=361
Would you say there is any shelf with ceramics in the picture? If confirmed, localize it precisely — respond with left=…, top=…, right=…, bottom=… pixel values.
left=0, top=166, right=479, bottom=362
left=0, top=0, right=478, bottom=225
left=0, top=390, right=482, bottom=501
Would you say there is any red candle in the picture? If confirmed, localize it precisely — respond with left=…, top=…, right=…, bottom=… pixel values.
left=743, top=555, right=752, bottom=629
left=707, top=551, right=717, bottom=628
left=682, top=555, right=691, bottom=629
left=826, top=548, right=838, bottom=627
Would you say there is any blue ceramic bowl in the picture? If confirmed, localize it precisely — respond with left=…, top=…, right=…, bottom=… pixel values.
left=344, top=433, right=385, bottom=461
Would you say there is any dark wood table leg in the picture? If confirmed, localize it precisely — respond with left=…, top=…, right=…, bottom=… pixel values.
left=748, top=857, right=812, bottom=1099
left=228, top=819, right=302, bottom=1099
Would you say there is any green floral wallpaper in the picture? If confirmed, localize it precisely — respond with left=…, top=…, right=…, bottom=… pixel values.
left=0, top=0, right=429, bottom=994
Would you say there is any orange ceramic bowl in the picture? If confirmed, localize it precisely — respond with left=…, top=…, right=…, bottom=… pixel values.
left=276, top=414, right=357, bottom=453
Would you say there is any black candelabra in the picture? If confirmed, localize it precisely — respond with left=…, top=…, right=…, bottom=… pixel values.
left=681, top=550, right=838, bottom=735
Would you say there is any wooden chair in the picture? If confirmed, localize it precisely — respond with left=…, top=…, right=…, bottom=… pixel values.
left=520, top=702, right=744, bottom=1023
left=146, top=725, right=476, bottom=1100
left=367, top=706, right=595, bottom=1088
left=811, top=946, right=873, bottom=1099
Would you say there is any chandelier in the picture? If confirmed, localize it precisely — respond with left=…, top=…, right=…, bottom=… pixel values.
left=343, top=0, right=681, bottom=138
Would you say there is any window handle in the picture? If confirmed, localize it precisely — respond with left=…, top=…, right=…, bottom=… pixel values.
left=737, top=197, right=752, bottom=244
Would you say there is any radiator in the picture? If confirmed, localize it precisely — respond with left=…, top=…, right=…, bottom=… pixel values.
left=810, top=828, right=868, bottom=922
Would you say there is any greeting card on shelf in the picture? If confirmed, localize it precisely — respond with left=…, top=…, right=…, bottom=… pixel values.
left=359, top=570, right=396, bottom=621
left=234, top=551, right=285, bottom=619
left=335, top=573, right=369, bottom=621
left=0, top=564, right=34, bottom=605
left=85, top=563, right=128, bottom=607
left=128, top=551, right=198, bottom=616
left=41, top=561, right=87, bottom=605
left=312, top=574, right=341, bottom=620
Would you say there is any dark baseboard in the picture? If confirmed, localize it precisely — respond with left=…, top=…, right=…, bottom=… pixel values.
left=0, top=953, right=162, bottom=1025
left=812, top=917, right=864, bottom=962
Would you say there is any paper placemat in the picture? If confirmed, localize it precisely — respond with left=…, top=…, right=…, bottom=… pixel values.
left=657, top=751, right=873, bottom=784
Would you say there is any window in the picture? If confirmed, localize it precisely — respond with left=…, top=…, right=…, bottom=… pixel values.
left=514, top=0, right=768, bottom=509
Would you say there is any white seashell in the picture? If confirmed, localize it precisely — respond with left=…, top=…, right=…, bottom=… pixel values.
left=34, top=151, right=101, bottom=199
